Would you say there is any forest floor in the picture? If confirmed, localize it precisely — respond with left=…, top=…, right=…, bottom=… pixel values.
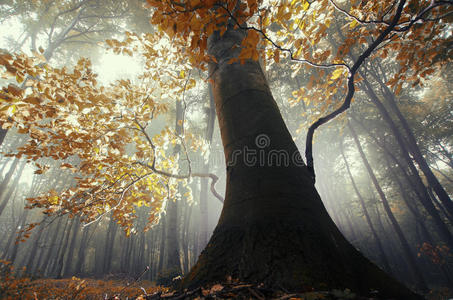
left=1, top=275, right=452, bottom=299
left=1, top=260, right=452, bottom=300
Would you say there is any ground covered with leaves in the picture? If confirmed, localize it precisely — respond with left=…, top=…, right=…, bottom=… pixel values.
left=0, top=260, right=163, bottom=299
left=140, top=281, right=452, bottom=300
left=2, top=260, right=452, bottom=300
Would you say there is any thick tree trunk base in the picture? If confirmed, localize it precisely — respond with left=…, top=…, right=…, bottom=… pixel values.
left=183, top=211, right=422, bottom=299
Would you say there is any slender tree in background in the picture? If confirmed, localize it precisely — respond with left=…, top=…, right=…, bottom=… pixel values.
left=339, top=139, right=392, bottom=274
left=348, top=121, right=427, bottom=291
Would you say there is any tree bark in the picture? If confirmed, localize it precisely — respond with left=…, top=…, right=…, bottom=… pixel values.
left=182, top=24, right=421, bottom=299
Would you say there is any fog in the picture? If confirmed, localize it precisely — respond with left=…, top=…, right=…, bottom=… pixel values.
left=0, top=1, right=452, bottom=297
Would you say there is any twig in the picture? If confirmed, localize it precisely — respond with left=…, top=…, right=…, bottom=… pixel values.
left=248, top=287, right=265, bottom=300
left=110, top=266, right=150, bottom=299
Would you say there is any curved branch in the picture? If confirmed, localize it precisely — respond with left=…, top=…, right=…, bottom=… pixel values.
left=192, top=172, right=224, bottom=203
left=305, top=0, right=407, bottom=182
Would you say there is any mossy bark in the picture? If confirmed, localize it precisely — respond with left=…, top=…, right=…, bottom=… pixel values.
left=182, top=25, right=422, bottom=299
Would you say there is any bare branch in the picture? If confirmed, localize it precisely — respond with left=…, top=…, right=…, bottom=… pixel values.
left=328, top=0, right=391, bottom=26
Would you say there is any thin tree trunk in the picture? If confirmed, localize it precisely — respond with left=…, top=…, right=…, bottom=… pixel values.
left=103, top=216, right=118, bottom=274
left=54, top=217, right=76, bottom=278
left=182, top=201, right=193, bottom=274
left=23, top=217, right=47, bottom=273
left=37, top=217, right=63, bottom=275
left=74, top=220, right=99, bottom=276
left=43, top=217, right=68, bottom=276
left=340, top=139, right=392, bottom=274
left=0, top=161, right=26, bottom=217
left=161, top=99, right=185, bottom=278
left=369, top=68, right=453, bottom=214
left=387, top=157, right=453, bottom=285
left=63, top=216, right=81, bottom=276
left=352, top=112, right=453, bottom=249
left=165, top=198, right=180, bottom=276
left=5, top=208, right=30, bottom=263
left=348, top=122, right=427, bottom=291
left=0, top=159, right=22, bottom=215
left=356, top=84, right=452, bottom=241
left=199, top=85, right=216, bottom=250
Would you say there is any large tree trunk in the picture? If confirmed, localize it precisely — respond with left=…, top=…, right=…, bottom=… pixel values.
left=182, top=25, right=421, bottom=299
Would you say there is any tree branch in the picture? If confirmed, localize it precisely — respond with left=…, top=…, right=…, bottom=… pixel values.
left=305, top=0, right=407, bottom=182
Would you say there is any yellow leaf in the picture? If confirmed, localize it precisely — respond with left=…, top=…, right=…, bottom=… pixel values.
left=330, top=68, right=343, bottom=80
left=303, top=0, right=310, bottom=11
left=49, top=195, right=59, bottom=205
left=8, top=104, right=17, bottom=115
left=326, top=19, right=331, bottom=28
left=16, top=72, right=24, bottom=84
left=349, top=20, right=359, bottom=29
